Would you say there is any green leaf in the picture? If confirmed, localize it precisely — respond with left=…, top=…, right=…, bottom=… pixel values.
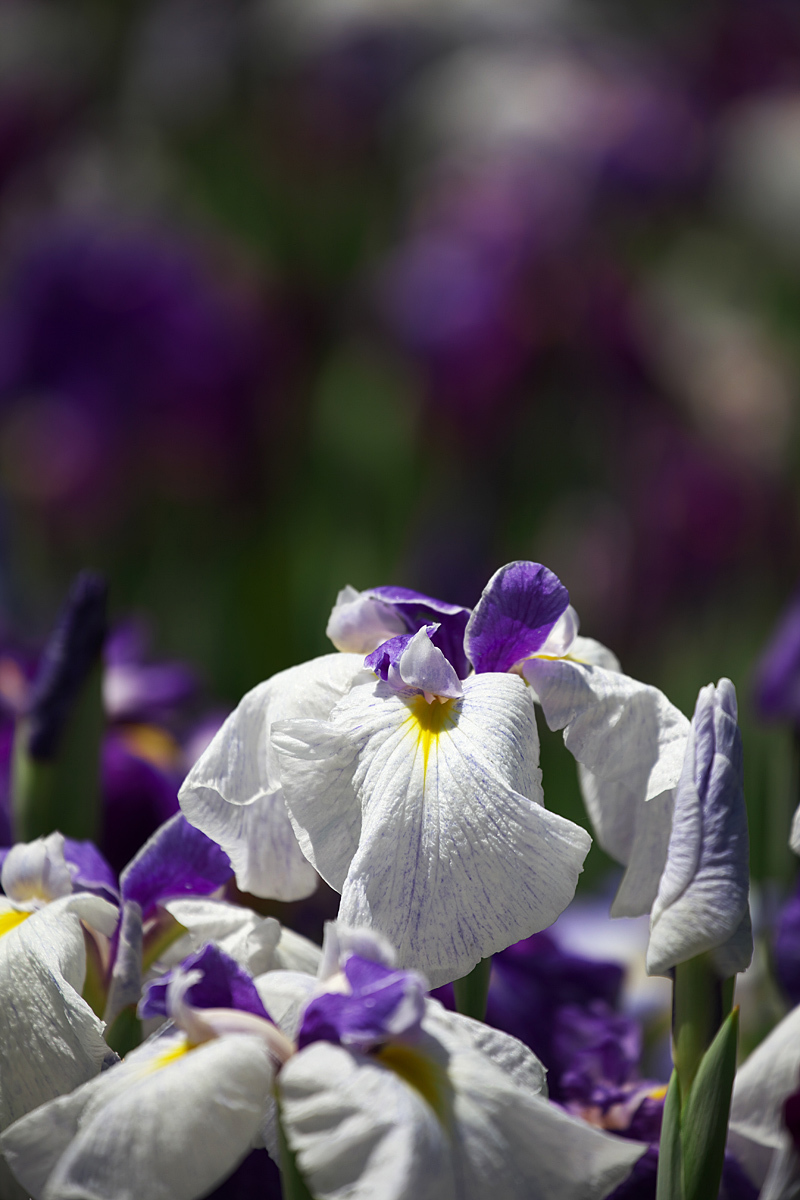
left=680, top=1007, right=739, bottom=1200
left=452, top=957, right=492, bottom=1022
left=656, top=1070, right=684, bottom=1200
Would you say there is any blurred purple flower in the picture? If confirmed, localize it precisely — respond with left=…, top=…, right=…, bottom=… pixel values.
left=753, top=592, right=800, bottom=724
left=0, top=220, right=266, bottom=510
left=774, top=880, right=800, bottom=1005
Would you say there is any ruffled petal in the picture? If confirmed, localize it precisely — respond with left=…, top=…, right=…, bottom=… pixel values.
left=280, top=1006, right=645, bottom=1200
left=180, top=654, right=367, bottom=899
left=524, top=658, right=689, bottom=867
left=0, top=894, right=117, bottom=1132
left=646, top=680, right=751, bottom=977
left=276, top=674, right=590, bottom=987
left=2, top=1033, right=274, bottom=1200
left=279, top=1040, right=456, bottom=1200
left=1, top=833, right=73, bottom=905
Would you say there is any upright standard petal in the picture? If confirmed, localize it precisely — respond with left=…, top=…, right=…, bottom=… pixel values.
left=524, top=656, right=690, bottom=916
left=646, top=680, right=752, bottom=978
left=274, top=673, right=591, bottom=988
left=0, top=893, right=117, bottom=1133
left=465, top=561, right=570, bottom=675
left=179, top=654, right=367, bottom=900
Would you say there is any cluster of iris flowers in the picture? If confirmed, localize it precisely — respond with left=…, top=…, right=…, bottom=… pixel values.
left=0, top=560, right=797, bottom=1200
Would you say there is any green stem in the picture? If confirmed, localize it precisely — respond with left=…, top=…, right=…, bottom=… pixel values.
left=277, top=1105, right=315, bottom=1200
left=452, top=956, right=492, bottom=1022
left=672, top=955, right=731, bottom=1104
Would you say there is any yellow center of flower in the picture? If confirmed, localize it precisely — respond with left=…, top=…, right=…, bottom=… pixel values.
left=406, top=695, right=458, bottom=779
left=147, top=1035, right=197, bottom=1073
left=375, top=1043, right=451, bottom=1124
left=0, top=910, right=30, bottom=939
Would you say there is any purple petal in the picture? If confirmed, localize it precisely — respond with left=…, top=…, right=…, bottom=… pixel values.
left=465, top=561, right=569, bottom=675
left=62, top=837, right=119, bottom=904
left=369, top=586, right=472, bottom=678
left=364, top=633, right=416, bottom=683
left=753, top=592, right=800, bottom=723
left=297, top=954, right=426, bottom=1052
left=139, top=943, right=271, bottom=1022
left=103, top=662, right=197, bottom=723
left=120, top=812, right=232, bottom=921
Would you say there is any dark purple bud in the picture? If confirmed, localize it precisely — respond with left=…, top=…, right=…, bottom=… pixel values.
left=26, top=571, right=107, bottom=761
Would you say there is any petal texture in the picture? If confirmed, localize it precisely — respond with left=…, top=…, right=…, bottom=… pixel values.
left=275, top=674, right=590, bottom=987
left=180, top=654, right=367, bottom=899
left=3, top=1033, right=274, bottom=1200
left=0, top=895, right=117, bottom=1132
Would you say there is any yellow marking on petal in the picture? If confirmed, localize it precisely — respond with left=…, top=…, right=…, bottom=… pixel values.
left=405, top=695, right=457, bottom=780
left=0, top=910, right=30, bottom=939
left=375, top=1043, right=451, bottom=1123
left=120, top=724, right=182, bottom=770
left=647, top=1085, right=668, bottom=1100
left=147, top=1036, right=197, bottom=1073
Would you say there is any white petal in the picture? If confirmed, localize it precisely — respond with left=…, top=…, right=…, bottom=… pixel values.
left=423, top=1001, right=547, bottom=1098
left=791, top=804, right=800, bottom=856
left=729, top=1003, right=800, bottom=1188
left=759, top=1139, right=800, bottom=1200
left=163, top=898, right=281, bottom=975
left=537, top=606, right=581, bottom=658
left=277, top=673, right=591, bottom=987
left=398, top=628, right=463, bottom=699
left=179, top=654, right=368, bottom=900
left=0, top=896, right=116, bottom=1132
left=272, top=927, right=323, bottom=975
left=524, top=659, right=689, bottom=866
left=4, top=1033, right=274, bottom=1200
left=433, top=1009, right=646, bottom=1200
left=1, top=833, right=73, bottom=905
left=326, top=589, right=408, bottom=653
left=609, top=788, right=674, bottom=919
left=279, top=1040, right=456, bottom=1200
left=255, top=971, right=319, bottom=1043
left=280, top=1011, right=645, bottom=1200
left=568, top=638, right=621, bottom=673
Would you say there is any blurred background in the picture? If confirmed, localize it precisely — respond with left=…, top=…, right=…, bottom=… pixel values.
left=0, top=0, right=799, bottom=902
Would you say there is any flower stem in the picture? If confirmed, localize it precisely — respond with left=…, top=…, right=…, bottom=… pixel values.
left=453, top=956, right=492, bottom=1021
left=672, top=954, right=732, bottom=1103
left=278, top=1105, right=315, bottom=1200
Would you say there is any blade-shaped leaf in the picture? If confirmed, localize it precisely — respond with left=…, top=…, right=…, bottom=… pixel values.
left=681, top=1008, right=739, bottom=1200
left=656, top=1070, right=683, bottom=1200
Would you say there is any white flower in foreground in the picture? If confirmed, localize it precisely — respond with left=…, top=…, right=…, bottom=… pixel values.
left=728, top=1002, right=800, bottom=1196
left=0, top=835, right=118, bottom=1196
left=179, top=653, right=370, bottom=900
left=273, top=566, right=592, bottom=987
left=1, top=950, right=286, bottom=1200
left=646, top=679, right=752, bottom=978
left=262, top=924, right=647, bottom=1200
